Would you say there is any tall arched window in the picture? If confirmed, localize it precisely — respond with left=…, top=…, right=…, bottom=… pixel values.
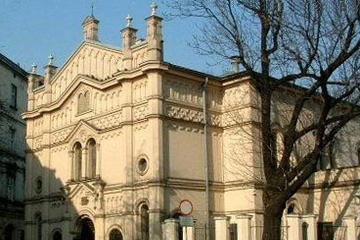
left=87, top=139, right=97, bottom=178
left=140, top=204, right=149, bottom=240
left=35, top=213, right=42, bottom=240
left=74, top=142, right=82, bottom=180
left=302, top=222, right=308, bottom=240
left=109, top=229, right=123, bottom=240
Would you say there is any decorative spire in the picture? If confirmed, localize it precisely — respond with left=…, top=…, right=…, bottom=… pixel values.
left=48, top=53, right=54, bottom=65
left=126, top=14, right=133, bottom=27
left=91, top=2, right=94, bottom=17
left=31, top=63, right=37, bottom=74
left=151, top=2, right=158, bottom=16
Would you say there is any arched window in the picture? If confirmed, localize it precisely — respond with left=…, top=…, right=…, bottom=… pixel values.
left=74, top=142, right=82, bottom=180
left=35, top=213, right=42, bottom=240
left=52, top=231, right=62, bottom=240
left=109, top=229, right=123, bottom=240
left=87, top=139, right=97, bottom=178
left=140, top=204, right=149, bottom=240
left=357, top=147, right=360, bottom=166
left=287, top=204, right=295, bottom=214
left=78, top=91, right=90, bottom=114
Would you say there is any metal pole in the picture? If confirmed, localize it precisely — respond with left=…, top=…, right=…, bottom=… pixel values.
left=202, top=77, right=210, bottom=240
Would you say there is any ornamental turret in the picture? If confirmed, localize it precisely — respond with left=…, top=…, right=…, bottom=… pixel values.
left=43, top=54, right=57, bottom=104
left=82, top=11, right=100, bottom=42
left=27, top=63, right=38, bottom=111
left=146, top=2, right=163, bottom=61
left=121, top=14, right=138, bottom=70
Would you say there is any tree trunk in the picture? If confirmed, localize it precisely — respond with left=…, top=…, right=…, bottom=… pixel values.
left=262, top=206, right=284, bottom=240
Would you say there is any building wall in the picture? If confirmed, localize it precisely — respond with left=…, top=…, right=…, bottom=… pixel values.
left=0, top=56, right=27, bottom=240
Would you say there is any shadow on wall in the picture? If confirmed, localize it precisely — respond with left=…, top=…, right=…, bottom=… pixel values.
left=26, top=152, right=89, bottom=240
left=25, top=132, right=169, bottom=240
left=305, top=166, right=360, bottom=240
left=26, top=148, right=133, bottom=240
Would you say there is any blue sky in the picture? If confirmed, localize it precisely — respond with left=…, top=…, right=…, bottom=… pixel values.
left=0, top=0, right=225, bottom=75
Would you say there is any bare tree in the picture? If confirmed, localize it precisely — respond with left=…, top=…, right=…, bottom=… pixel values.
left=164, top=0, right=360, bottom=239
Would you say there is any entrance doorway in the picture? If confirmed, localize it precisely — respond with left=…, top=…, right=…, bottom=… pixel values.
left=76, top=217, right=95, bottom=240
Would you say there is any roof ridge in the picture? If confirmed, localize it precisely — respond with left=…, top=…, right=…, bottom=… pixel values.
left=0, top=52, right=28, bottom=78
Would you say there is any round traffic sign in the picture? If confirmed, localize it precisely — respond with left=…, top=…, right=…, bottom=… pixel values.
left=179, top=199, right=193, bottom=216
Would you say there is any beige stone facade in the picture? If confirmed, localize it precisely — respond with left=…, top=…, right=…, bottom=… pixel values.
left=23, top=6, right=360, bottom=240
left=0, top=52, right=27, bottom=240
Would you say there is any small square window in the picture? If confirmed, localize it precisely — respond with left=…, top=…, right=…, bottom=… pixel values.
left=10, top=84, right=17, bottom=109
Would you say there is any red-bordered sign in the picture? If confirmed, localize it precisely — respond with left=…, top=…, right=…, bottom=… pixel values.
left=179, top=199, right=193, bottom=216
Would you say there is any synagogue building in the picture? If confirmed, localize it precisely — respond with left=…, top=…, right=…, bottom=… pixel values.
left=23, top=4, right=360, bottom=240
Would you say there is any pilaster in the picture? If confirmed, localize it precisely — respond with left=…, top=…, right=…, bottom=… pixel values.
left=287, top=214, right=302, bottom=240
left=95, top=143, right=101, bottom=177
left=95, top=216, right=105, bottom=240
left=149, top=186, right=164, bottom=240
left=81, top=148, right=88, bottom=179
left=68, top=150, right=74, bottom=180
left=343, top=215, right=357, bottom=240
left=214, top=216, right=230, bottom=240
left=236, top=214, right=252, bottom=240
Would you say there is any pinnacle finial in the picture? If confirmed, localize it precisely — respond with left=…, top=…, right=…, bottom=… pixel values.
left=31, top=63, right=37, bottom=74
left=91, top=2, right=94, bottom=17
left=48, top=53, right=54, bottom=65
left=126, top=14, right=133, bottom=27
left=151, top=2, right=158, bottom=16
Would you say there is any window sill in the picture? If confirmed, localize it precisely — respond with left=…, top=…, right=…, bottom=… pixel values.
left=76, top=109, right=92, bottom=117
left=68, top=176, right=101, bottom=183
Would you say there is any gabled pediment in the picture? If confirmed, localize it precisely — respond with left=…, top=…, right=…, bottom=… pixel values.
left=63, top=178, right=105, bottom=200
left=65, top=120, right=100, bottom=144
left=68, top=181, right=96, bottom=199
left=50, top=41, right=123, bottom=102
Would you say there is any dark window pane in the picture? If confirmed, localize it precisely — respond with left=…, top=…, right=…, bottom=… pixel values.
left=317, top=222, right=334, bottom=240
left=109, top=229, right=123, bottom=240
left=10, top=84, right=17, bottom=108
left=229, top=223, right=237, bottom=240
